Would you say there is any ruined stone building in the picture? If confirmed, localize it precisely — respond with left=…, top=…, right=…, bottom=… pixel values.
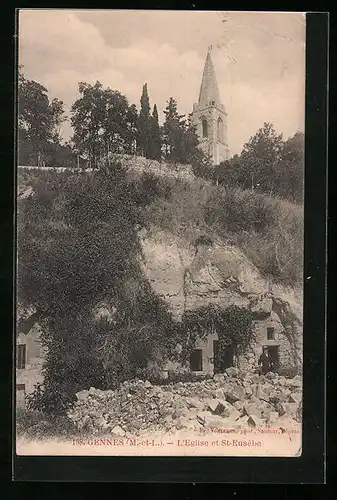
left=183, top=238, right=302, bottom=377
left=141, top=231, right=302, bottom=379
left=191, top=48, right=230, bottom=165
left=16, top=326, right=45, bottom=408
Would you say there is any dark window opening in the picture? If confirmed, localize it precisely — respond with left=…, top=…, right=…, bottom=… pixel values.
left=210, top=100, right=215, bottom=106
left=217, top=117, right=224, bottom=142
left=202, top=119, right=208, bottom=138
left=190, top=349, right=203, bottom=371
left=17, top=344, right=26, bottom=369
left=213, top=341, right=234, bottom=373
left=267, top=327, right=275, bottom=340
left=17, top=384, right=25, bottom=391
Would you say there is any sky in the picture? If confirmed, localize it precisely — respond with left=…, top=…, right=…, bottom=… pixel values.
left=18, top=10, right=306, bottom=156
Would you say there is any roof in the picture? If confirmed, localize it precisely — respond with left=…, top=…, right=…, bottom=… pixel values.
left=198, top=51, right=222, bottom=108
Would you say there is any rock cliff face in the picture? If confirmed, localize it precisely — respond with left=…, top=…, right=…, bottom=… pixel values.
left=139, top=228, right=303, bottom=370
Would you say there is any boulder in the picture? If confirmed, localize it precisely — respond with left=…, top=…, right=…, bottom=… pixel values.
left=76, top=390, right=90, bottom=401
left=228, top=408, right=241, bottom=422
left=224, top=386, right=245, bottom=404
left=243, top=403, right=262, bottom=419
left=207, top=398, right=233, bottom=416
left=203, top=414, right=229, bottom=429
left=185, top=409, right=199, bottom=420
left=245, top=386, right=253, bottom=398
left=267, top=411, right=279, bottom=424
left=288, top=393, right=301, bottom=404
left=285, top=378, right=302, bottom=389
left=187, top=397, right=204, bottom=409
left=214, top=388, right=225, bottom=400
left=255, top=384, right=271, bottom=401
left=233, top=400, right=244, bottom=411
left=247, top=415, right=263, bottom=427
left=225, top=367, right=240, bottom=378
left=235, top=415, right=249, bottom=426
left=275, top=402, right=286, bottom=416
left=111, top=425, right=125, bottom=437
left=196, top=411, right=213, bottom=425
left=281, top=403, right=298, bottom=417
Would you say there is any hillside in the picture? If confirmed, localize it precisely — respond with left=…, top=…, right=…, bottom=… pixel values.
left=17, top=158, right=303, bottom=413
left=18, top=156, right=303, bottom=289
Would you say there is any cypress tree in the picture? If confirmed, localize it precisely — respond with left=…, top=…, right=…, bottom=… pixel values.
left=149, top=104, right=162, bottom=160
left=138, top=83, right=151, bottom=157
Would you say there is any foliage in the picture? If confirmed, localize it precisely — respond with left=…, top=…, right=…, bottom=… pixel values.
left=137, top=83, right=151, bottom=157
left=18, top=67, right=66, bottom=166
left=195, top=123, right=304, bottom=203
left=145, top=175, right=303, bottom=286
left=137, top=85, right=162, bottom=160
left=71, top=81, right=138, bottom=168
left=180, top=305, right=254, bottom=359
left=16, top=407, right=78, bottom=439
left=149, top=104, right=162, bottom=160
left=162, top=98, right=208, bottom=166
left=18, top=162, right=178, bottom=413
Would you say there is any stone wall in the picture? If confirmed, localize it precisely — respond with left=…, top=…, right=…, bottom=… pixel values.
left=193, top=331, right=219, bottom=375
left=16, top=327, right=46, bottom=408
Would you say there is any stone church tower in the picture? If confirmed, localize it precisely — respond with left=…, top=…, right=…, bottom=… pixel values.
left=191, top=48, right=230, bottom=165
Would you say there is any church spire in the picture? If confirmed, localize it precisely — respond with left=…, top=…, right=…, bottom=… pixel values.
left=198, top=50, right=221, bottom=108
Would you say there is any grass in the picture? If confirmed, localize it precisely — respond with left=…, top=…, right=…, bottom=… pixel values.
left=145, top=175, right=303, bottom=287
left=16, top=408, right=79, bottom=440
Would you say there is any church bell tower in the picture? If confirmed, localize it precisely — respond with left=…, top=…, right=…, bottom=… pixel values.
left=191, top=47, right=230, bottom=165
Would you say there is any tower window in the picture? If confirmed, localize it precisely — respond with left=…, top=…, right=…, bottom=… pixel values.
left=217, top=117, right=224, bottom=142
left=267, top=327, right=275, bottom=340
left=202, top=119, right=208, bottom=138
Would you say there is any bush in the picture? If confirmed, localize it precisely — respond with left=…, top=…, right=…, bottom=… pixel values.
left=16, top=408, right=78, bottom=439
left=145, top=171, right=303, bottom=286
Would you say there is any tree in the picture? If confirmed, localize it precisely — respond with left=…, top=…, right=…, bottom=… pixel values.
left=18, top=67, right=66, bottom=165
left=148, top=104, right=161, bottom=160
left=162, top=97, right=185, bottom=162
left=125, top=104, right=138, bottom=155
left=195, top=122, right=303, bottom=203
left=277, top=132, right=304, bottom=203
left=162, top=99, right=208, bottom=166
left=239, top=122, right=284, bottom=193
left=137, top=83, right=152, bottom=157
left=70, top=81, right=106, bottom=168
left=71, top=82, right=135, bottom=167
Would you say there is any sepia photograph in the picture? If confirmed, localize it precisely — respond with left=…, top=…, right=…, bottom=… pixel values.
left=16, top=10, right=305, bottom=457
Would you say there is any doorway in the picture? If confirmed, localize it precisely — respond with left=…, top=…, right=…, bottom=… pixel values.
left=213, top=340, right=234, bottom=373
left=267, top=345, right=280, bottom=372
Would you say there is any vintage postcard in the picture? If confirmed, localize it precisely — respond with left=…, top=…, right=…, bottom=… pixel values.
left=16, top=10, right=305, bottom=457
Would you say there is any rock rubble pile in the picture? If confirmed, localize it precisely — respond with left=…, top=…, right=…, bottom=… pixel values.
left=67, top=368, right=302, bottom=437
